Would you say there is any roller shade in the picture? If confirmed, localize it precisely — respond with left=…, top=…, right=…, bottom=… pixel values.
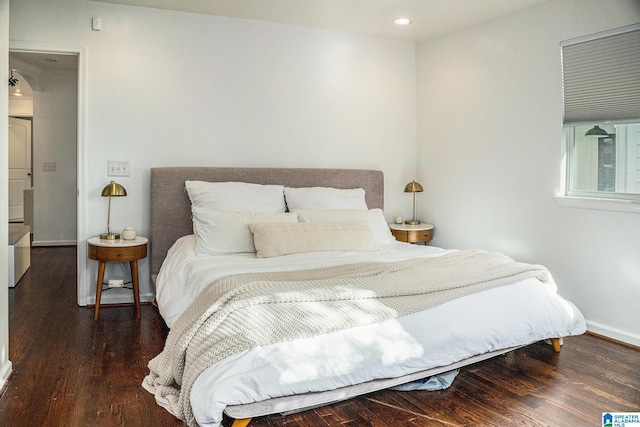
left=561, top=24, right=640, bottom=125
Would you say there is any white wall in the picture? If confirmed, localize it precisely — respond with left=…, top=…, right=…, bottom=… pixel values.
left=31, top=69, right=78, bottom=245
left=1, top=0, right=13, bottom=392
left=9, top=1, right=418, bottom=306
left=416, top=0, right=640, bottom=345
left=8, top=98, right=32, bottom=117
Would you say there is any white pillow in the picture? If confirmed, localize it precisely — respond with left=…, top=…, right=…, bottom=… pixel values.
left=248, top=222, right=379, bottom=258
left=191, top=208, right=298, bottom=255
left=186, top=181, right=286, bottom=213
left=284, top=186, right=367, bottom=210
left=294, top=208, right=395, bottom=244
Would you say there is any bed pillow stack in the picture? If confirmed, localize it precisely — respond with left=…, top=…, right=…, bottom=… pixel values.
left=186, top=181, right=394, bottom=257
left=186, top=181, right=295, bottom=255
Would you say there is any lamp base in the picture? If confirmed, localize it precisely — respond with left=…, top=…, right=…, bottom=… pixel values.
left=404, top=220, right=421, bottom=225
left=100, top=232, right=120, bottom=240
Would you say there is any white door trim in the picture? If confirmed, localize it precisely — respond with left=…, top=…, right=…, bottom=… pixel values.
left=9, top=41, right=88, bottom=306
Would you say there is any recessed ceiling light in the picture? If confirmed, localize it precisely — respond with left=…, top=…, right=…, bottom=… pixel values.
left=394, top=18, right=412, bottom=26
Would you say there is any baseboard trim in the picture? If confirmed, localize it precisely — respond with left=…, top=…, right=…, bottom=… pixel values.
left=586, top=320, right=640, bottom=348
left=32, top=240, right=77, bottom=247
left=0, top=360, right=13, bottom=394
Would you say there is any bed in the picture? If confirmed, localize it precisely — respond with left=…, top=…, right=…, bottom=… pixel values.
left=143, top=167, right=586, bottom=427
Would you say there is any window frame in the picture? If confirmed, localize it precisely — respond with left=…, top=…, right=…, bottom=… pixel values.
left=557, top=24, right=640, bottom=213
left=563, top=124, right=640, bottom=201
left=558, top=125, right=640, bottom=214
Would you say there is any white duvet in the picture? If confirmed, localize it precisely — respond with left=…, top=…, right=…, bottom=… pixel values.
left=154, top=236, right=586, bottom=427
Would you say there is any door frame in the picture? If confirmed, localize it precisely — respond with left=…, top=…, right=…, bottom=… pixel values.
left=10, top=41, right=88, bottom=305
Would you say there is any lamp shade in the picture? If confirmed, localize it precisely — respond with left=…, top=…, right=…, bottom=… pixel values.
left=404, top=180, right=423, bottom=193
left=101, top=181, right=127, bottom=197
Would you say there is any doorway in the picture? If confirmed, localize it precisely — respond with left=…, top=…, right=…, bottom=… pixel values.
left=9, top=42, right=88, bottom=306
left=8, top=51, right=78, bottom=246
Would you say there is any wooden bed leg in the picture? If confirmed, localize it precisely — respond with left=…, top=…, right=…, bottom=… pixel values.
left=551, top=338, right=562, bottom=353
left=231, top=418, right=252, bottom=427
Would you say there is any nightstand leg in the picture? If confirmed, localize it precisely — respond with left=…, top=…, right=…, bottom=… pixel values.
left=130, top=260, right=141, bottom=319
left=94, top=261, right=106, bottom=321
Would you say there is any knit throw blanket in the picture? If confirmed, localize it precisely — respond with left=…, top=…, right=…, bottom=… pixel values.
left=143, top=250, right=549, bottom=426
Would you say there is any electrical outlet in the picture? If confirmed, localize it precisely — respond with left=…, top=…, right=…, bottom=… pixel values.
left=107, top=161, right=130, bottom=177
left=42, top=161, right=56, bottom=172
left=108, top=278, right=124, bottom=288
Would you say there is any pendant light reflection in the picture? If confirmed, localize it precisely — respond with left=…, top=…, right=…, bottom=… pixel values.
left=584, top=125, right=609, bottom=137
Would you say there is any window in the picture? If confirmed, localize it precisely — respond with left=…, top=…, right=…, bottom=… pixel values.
left=560, top=24, right=640, bottom=207
left=564, top=124, right=640, bottom=199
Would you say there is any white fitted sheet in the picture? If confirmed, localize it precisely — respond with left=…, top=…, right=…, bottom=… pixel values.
left=156, top=235, right=458, bottom=328
left=154, top=236, right=586, bottom=427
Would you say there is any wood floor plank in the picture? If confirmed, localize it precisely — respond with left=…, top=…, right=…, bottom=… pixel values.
left=1, top=246, right=639, bottom=427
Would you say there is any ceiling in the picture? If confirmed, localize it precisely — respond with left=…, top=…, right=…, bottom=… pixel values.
left=9, top=52, right=78, bottom=97
left=10, top=51, right=78, bottom=73
left=90, top=0, right=548, bottom=43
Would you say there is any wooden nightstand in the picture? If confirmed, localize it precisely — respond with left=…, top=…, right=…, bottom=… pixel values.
left=389, top=223, right=434, bottom=245
left=88, top=236, right=148, bottom=321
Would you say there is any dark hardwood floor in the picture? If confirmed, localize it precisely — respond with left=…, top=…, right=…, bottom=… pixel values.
left=1, top=246, right=638, bottom=427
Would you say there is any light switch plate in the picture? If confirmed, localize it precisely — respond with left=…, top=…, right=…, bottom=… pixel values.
left=107, top=161, right=130, bottom=177
left=42, top=161, right=56, bottom=172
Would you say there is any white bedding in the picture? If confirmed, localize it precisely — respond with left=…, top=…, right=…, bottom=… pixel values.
left=154, top=235, right=586, bottom=427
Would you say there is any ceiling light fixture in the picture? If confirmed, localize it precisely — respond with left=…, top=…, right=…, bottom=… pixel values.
left=9, top=69, right=24, bottom=96
left=8, top=69, right=18, bottom=87
left=394, top=18, right=412, bottom=26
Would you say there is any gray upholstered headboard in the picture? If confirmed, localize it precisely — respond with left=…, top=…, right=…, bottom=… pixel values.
left=150, top=167, right=384, bottom=277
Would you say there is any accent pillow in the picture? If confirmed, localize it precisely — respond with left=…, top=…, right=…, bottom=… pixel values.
left=294, top=208, right=395, bottom=244
left=248, top=222, right=379, bottom=258
left=191, top=208, right=298, bottom=255
left=186, top=181, right=286, bottom=213
left=284, top=186, right=367, bottom=210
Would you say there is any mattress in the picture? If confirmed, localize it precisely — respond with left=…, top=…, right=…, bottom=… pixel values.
left=153, top=236, right=586, bottom=427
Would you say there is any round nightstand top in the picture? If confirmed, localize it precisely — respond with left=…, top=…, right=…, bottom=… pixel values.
left=88, top=236, right=148, bottom=248
left=389, top=223, right=434, bottom=231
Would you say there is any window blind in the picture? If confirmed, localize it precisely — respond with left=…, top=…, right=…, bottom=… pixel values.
left=561, top=23, right=640, bottom=125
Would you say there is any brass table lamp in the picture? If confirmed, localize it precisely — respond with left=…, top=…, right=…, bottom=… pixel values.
left=100, top=181, right=127, bottom=240
left=404, top=180, right=423, bottom=225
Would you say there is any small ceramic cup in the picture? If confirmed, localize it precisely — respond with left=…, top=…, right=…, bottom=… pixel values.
left=122, top=227, right=137, bottom=240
